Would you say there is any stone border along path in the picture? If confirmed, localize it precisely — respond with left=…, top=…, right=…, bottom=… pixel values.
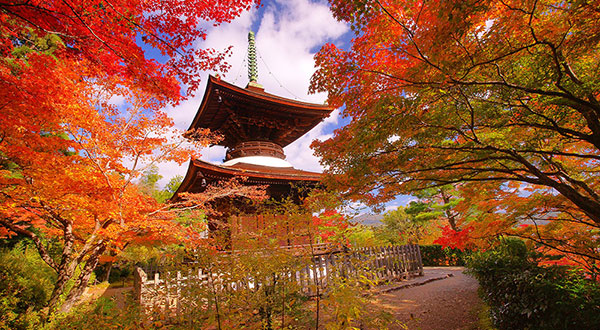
left=372, top=267, right=484, bottom=330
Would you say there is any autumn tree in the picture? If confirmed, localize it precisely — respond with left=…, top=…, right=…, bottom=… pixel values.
left=311, top=0, right=600, bottom=269
left=0, top=0, right=260, bottom=313
left=378, top=208, right=421, bottom=245
left=408, top=185, right=463, bottom=231
left=0, top=0, right=257, bottom=96
left=376, top=204, right=442, bottom=245
left=138, top=165, right=183, bottom=203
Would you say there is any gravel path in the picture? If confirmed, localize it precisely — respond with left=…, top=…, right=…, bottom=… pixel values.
left=373, top=267, right=483, bottom=330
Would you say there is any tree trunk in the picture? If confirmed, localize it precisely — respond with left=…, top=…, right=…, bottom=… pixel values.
left=47, top=270, right=73, bottom=314
left=58, top=267, right=94, bottom=313
left=58, top=244, right=105, bottom=313
left=103, top=262, right=113, bottom=283
left=46, top=243, right=106, bottom=314
left=440, top=189, right=459, bottom=231
left=446, top=213, right=459, bottom=231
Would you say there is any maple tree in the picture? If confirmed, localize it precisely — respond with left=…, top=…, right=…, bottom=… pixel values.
left=0, top=0, right=258, bottom=97
left=0, top=0, right=261, bottom=314
left=311, top=0, right=600, bottom=270
left=0, top=76, right=265, bottom=313
left=312, top=209, right=349, bottom=245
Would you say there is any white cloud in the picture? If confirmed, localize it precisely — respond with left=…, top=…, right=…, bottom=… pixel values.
left=107, top=94, right=126, bottom=107
left=254, top=0, right=347, bottom=103
left=154, top=0, right=349, bottom=186
left=477, top=19, right=495, bottom=38
left=384, top=205, right=400, bottom=212
left=251, top=0, right=347, bottom=172
left=200, top=145, right=227, bottom=163
left=284, top=108, right=339, bottom=172
left=341, top=201, right=370, bottom=216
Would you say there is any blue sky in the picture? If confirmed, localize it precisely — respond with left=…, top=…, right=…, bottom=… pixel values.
left=146, top=0, right=414, bottom=213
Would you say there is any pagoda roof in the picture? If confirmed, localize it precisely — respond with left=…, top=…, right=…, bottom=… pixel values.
left=174, top=158, right=322, bottom=196
left=189, top=76, right=334, bottom=148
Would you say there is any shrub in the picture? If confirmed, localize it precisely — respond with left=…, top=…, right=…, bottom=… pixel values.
left=0, top=241, right=56, bottom=330
left=420, top=244, right=469, bottom=266
left=467, top=238, right=600, bottom=330
left=45, top=295, right=144, bottom=330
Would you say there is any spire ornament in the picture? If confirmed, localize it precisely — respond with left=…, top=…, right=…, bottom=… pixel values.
left=246, top=31, right=263, bottom=89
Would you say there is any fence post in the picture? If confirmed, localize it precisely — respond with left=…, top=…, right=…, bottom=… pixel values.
left=415, top=244, right=424, bottom=275
left=393, top=245, right=401, bottom=278
left=376, top=246, right=383, bottom=281
left=176, top=271, right=182, bottom=316
left=153, top=272, right=160, bottom=311
left=165, top=271, right=170, bottom=312
left=133, top=267, right=147, bottom=308
left=410, top=244, right=417, bottom=274
left=384, top=245, right=392, bottom=280
left=401, top=245, right=410, bottom=279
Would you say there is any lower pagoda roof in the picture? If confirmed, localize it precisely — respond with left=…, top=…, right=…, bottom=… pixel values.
left=173, top=158, right=322, bottom=197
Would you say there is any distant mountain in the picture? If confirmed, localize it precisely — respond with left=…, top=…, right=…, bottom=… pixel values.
left=351, top=213, right=384, bottom=227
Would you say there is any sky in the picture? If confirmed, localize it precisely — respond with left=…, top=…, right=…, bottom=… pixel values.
left=155, top=0, right=413, bottom=213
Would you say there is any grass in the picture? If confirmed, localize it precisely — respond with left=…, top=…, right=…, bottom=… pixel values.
left=467, top=301, right=497, bottom=330
left=107, top=277, right=134, bottom=288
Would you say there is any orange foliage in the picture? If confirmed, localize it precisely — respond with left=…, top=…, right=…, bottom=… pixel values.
left=311, top=0, right=600, bottom=272
left=0, top=0, right=259, bottom=313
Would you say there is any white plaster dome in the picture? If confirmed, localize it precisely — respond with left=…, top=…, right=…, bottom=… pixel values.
left=222, top=156, right=293, bottom=168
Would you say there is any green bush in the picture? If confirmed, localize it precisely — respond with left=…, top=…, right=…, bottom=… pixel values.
left=45, top=295, right=144, bottom=330
left=0, top=241, right=56, bottom=329
left=467, top=238, right=600, bottom=330
left=420, top=244, right=469, bottom=266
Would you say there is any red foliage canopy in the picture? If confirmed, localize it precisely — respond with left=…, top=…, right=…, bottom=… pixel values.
left=0, top=0, right=258, bottom=98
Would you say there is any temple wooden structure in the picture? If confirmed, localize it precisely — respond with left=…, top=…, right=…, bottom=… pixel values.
left=173, top=32, right=334, bottom=247
left=174, top=75, right=332, bottom=198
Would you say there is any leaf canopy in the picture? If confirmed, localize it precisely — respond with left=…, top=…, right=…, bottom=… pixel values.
left=311, top=0, right=600, bottom=270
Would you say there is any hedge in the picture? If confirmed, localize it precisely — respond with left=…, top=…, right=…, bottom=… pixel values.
left=466, top=238, right=600, bottom=330
left=419, top=244, right=470, bottom=266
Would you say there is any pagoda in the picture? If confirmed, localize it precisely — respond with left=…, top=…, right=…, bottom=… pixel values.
left=173, top=32, right=333, bottom=246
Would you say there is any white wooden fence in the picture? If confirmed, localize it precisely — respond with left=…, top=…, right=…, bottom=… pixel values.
left=133, top=244, right=423, bottom=313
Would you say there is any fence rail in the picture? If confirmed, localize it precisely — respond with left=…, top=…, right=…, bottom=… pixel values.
left=134, top=244, right=423, bottom=313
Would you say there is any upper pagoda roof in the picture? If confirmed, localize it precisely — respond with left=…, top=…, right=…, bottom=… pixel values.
left=189, top=75, right=334, bottom=148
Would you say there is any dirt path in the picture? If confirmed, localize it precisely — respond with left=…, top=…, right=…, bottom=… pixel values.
left=81, top=284, right=132, bottom=310
left=373, top=267, right=483, bottom=330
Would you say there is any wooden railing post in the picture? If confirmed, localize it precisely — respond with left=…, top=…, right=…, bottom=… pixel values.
left=415, top=244, right=424, bottom=275
left=133, top=267, right=147, bottom=308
